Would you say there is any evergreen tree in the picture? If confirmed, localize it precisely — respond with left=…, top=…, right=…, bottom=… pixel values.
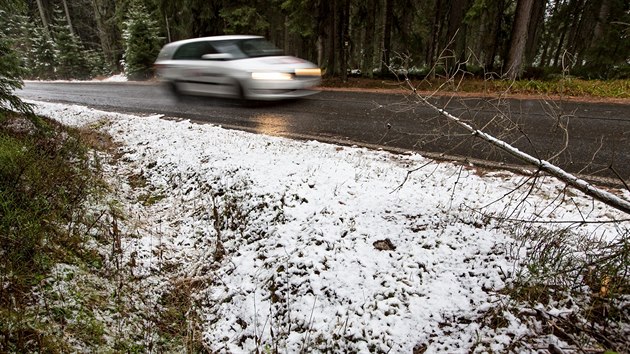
left=30, top=25, right=56, bottom=80
left=51, top=7, right=91, bottom=80
left=122, top=2, right=161, bottom=80
left=219, top=5, right=269, bottom=35
left=0, top=10, right=31, bottom=114
left=89, top=50, right=109, bottom=78
left=5, top=14, right=34, bottom=77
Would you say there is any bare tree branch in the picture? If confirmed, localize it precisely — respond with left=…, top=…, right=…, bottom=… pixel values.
left=406, top=79, right=630, bottom=215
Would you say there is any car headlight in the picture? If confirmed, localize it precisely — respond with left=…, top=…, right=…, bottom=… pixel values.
left=251, top=72, right=294, bottom=80
left=295, top=68, right=322, bottom=76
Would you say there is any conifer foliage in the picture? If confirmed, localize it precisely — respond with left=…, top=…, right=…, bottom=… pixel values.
left=30, top=26, right=56, bottom=80
left=122, top=2, right=161, bottom=81
left=0, top=10, right=31, bottom=114
left=3, top=0, right=630, bottom=81
left=5, top=10, right=56, bottom=81
left=51, top=7, right=91, bottom=80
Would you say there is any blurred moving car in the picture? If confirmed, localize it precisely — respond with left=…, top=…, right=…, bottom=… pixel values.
left=154, top=35, right=322, bottom=101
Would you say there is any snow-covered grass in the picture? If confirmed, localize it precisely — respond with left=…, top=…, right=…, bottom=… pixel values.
left=28, top=101, right=629, bottom=353
left=24, top=73, right=129, bottom=83
left=100, top=74, right=128, bottom=82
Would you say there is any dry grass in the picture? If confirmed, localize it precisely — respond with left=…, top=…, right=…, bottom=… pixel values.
left=321, top=77, right=630, bottom=102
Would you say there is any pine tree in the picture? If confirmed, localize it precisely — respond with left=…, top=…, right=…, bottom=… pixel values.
left=0, top=10, right=31, bottom=114
left=123, top=2, right=161, bottom=80
left=51, top=7, right=91, bottom=80
left=5, top=14, right=33, bottom=76
left=85, top=48, right=108, bottom=78
left=219, top=5, right=269, bottom=35
left=30, top=25, right=56, bottom=80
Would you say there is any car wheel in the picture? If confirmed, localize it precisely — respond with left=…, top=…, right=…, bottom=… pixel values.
left=168, top=81, right=184, bottom=100
left=234, top=80, right=247, bottom=100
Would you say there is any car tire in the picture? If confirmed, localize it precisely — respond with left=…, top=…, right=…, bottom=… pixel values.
left=169, top=81, right=184, bottom=100
left=230, top=79, right=246, bottom=100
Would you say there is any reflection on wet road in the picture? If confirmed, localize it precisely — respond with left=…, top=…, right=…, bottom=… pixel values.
left=18, top=82, right=630, bottom=184
left=251, top=113, right=294, bottom=136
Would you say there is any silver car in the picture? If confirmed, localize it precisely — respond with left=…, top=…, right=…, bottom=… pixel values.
left=154, top=35, right=321, bottom=101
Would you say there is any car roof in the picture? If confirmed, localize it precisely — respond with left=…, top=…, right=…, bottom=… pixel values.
left=167, top=35, right=264, bottom=47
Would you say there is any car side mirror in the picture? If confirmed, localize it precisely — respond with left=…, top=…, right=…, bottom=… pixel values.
left=201, top=53, right=234, bottom=60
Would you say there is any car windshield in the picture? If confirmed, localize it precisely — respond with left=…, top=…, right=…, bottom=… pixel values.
left=212, top=38, right=283, bottom=59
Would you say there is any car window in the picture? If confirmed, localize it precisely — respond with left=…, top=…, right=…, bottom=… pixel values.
left=211, top=38, right=283, bottom=59
left=210, top=41, right=244, bottom=59
left=172, top=41, right=216, bottom=60
left=240, top=38, right=283, bottom=58
left=157, top=45, right=176, bottom=61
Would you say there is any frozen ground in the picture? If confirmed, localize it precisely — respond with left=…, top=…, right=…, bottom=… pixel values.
left=30, top=101, right=628, bottom=353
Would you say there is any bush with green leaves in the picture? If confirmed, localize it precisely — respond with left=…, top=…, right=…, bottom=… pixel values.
left=122, top=2, right=161, bottom=81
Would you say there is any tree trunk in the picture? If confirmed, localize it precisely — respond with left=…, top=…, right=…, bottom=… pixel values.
left=317, top=35, right=324, bottom=68
left=524, top=0, right=546, bottom=66
left=284, top=15, right=290, bottom=54
left=340, top=0, right=350, bottom=81
left=444, top=0, right=469, bottom=72
left=566, top=0, right=585, bottom=56
left=426, top=0, right=443, bottom=71
left=589, top=0, right=610, bottom=63
left=319, top=0, right=336, bottom=76
left=164, top=15, right=172, bottom=43
left=361, top=0, right=376, bottom=77
left=573, top=0, right=600, bottom=66
left=505, top=0, right=534, bottom=79
left=61, top=0, right=74, bottom=35
left=380, top=0, right=393, bottom=75
left=553, top=0, right=581, bottom=68
left=316, top=0, right=330, bottom=70
left=539, top=37, right=551, bottom=67
left=592, top=0, right=610, bottom=44
left=538, top=0, right=562, bottom=67
left=92, top=0, right=121, bottom=72
left=35, top=0, right=49, bottom=33
left=552, top=26, right=567, bottom=67
left=473, top=5, right=488, bottom=63
left=485, top=0, right=505, bottom=71
left=330, top=0, right=339, bottom=75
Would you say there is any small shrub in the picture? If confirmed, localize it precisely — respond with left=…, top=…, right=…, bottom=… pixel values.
left=122, top=2, right=161, bottom=81
left=505, top=223, right=630, bottom=352
left=0, top=113, right=104, bottom=352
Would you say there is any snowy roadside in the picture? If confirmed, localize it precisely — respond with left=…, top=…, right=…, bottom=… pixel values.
left=30, top=101, right=628, bottom=352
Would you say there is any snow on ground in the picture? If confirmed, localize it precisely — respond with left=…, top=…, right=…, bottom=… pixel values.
left=25, top=73, right=129, bottom=83
left=100, top=73, right=128, bottom=82
left=30, top=100, right=627, bottom=353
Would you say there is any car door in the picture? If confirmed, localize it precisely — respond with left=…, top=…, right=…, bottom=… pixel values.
left=170, top=41, right=231, bottom=96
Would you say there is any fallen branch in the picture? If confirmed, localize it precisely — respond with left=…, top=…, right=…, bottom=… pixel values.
left=408, top=80, right=630, bottom=215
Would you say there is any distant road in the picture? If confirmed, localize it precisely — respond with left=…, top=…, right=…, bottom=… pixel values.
left=18, top=81, right=630, bottom=184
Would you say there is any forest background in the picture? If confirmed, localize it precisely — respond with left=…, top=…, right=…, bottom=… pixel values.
left=1, top=0, right=630, bottom=352
left=2, top=0, right=630, bottom=92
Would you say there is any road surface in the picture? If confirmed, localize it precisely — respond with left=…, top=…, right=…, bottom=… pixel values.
left=18, top=81, right=630, bottom=184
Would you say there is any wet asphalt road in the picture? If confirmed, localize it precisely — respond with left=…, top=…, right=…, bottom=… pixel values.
left=18, top=81, right=630, bottom=184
